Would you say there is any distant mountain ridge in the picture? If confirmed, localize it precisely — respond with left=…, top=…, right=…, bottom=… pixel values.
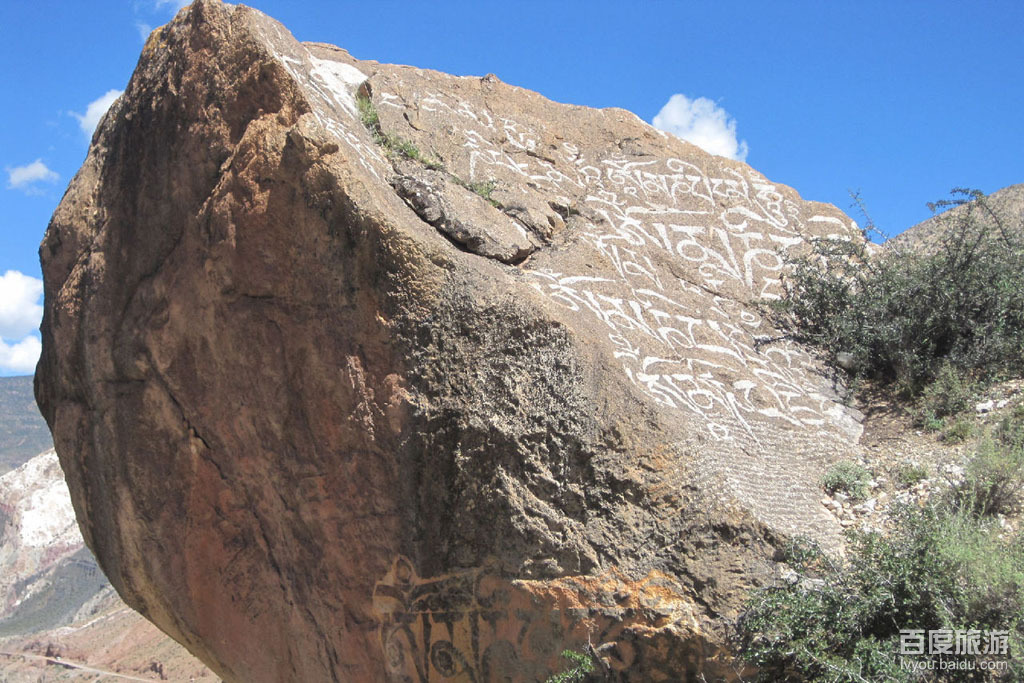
left=0, top=376, right=52, bottom=476
left=891, top=183, right=1024, bottom=251
left=0, top=449, right=106, bottom=637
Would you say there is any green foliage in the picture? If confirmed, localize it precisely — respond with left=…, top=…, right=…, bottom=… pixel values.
left=941, top=415, right=976, bottom=444
left=452, top=176, right=503, bottom=208
left=356, top=92, right=379, bottom=131
left=736, top=505, right=1024, bottom=681
left=356, top=93, right=444, bottom=170
left=740, top=188, right=1024, bottom=679
left=917, top=362, right=977, bottom=430
left=382, top=133, right=445, bottom=170
left=894, top=462, right=929, bottom=489
left=767, top=189, right=1024, bottom=399
left=544, top=649, right=595, bottom=683
left=742, top=411, right=1024, bottom=679
left=822, top=461, right=870, bottom=501
left=954, top=409, right=1024, bottom=516
left=468, top=179, right=500, bottom=207
left=357, top=94, right=510, bottom=206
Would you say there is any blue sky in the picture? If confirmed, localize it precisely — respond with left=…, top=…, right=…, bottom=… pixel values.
left=2, top=0, right=1022, bottom=375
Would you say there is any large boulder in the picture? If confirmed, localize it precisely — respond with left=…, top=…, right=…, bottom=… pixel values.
left=36, top=1, right=864, bottom=680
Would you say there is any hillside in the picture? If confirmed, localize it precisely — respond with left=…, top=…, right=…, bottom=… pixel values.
left=0, top=376, right=52, bottom=475
left=0, top=449, right=217, bottom=681
left=891, top=183, right=1024, bottom=251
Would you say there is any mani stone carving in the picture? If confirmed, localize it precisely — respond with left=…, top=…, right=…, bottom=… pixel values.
left=35, top=1, right=864, bottom=680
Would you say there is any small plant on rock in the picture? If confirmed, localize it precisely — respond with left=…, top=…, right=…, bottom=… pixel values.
left=894, top=462, right=928, bottom=489
left=544, top=649, right=596, bottom=683
left=356, top=92, right=380, bottom=132
left=452, top=177, right=503, bottom=208
left=822, top=461, right=870, bottom=501
left=356, top=93, right=444, bottom=170
left=468, top=179, right=500, bottom=207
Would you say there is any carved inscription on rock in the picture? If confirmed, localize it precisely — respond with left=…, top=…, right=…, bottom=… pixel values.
left=373, top=556, right=722, bottom=682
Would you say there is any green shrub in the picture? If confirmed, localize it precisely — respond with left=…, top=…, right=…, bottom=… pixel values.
left=356, top=93, right=444, bottom=170
left=766, top=189, right=1024, bottom=399
left=954, top=411, right=1024, bottom=516
left=742, top=188, right=1024, bottom=679
left=942, top=415, right=976, bottom=444
left=452, top=177, right=503, bottom=208
left=356, top=92, right=379, bottom=131
left=545, top=649, right=595, bottom=683
left=894, top=463, right=929, bottom=489
left=468, top=179, right=500, bottom=207
left=736, top=505, right=1024, bottom=681
left=822, top=461, right=870, bottom=501
left=917, top=362, right=977, bottom=430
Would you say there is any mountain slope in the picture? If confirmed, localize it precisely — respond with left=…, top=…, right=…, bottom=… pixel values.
left=892, top=183, right=1024, bottom=251
left=0, top=376, right=52, bottom=475
left=0, top=449, right=217, bottom=681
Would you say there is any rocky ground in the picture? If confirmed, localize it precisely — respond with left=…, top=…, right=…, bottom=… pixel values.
left=0, top=591, right=218, bottom=682
left=814, top=380, right=1024, bottom=539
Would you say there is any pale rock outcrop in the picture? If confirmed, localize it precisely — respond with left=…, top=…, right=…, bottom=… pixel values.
left=0, top=450, right=88, bottom=629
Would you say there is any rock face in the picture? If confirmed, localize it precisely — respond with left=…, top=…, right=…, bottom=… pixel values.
left=36, top=1, right=864, bottom=680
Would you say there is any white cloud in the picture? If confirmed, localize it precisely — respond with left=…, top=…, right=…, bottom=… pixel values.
left=0, top=270, right=44, bottom=340
left=0, top=335, right=41, bottom=375
left=0, top=270, right=43, bottom=375
left=6, top=160, right=58, bottom=192
left=652, top=94, right=749, bottom=162
left=72, top=89, right=123, bottom=137
left=136, top=22, right=153, bottom=41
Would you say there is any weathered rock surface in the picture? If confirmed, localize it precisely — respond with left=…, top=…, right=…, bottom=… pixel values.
left=36, top=1, right=865, bottom=680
